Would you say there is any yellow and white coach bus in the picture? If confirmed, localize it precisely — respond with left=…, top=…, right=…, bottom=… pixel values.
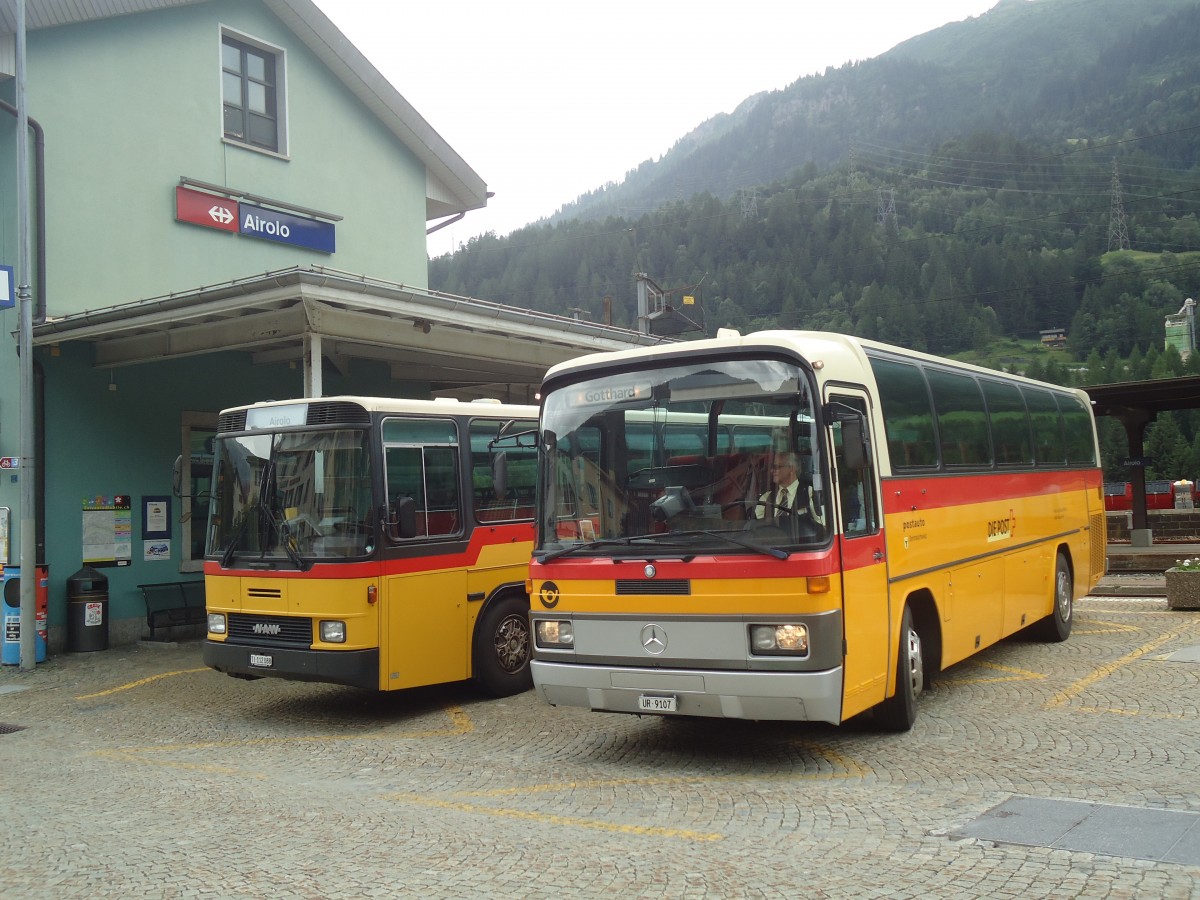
left=203, top=396, right=538, bottom=696
left=527, top=330, right=1104, bottom=730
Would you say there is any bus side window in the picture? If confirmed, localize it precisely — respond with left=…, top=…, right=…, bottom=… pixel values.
left=384, top=445, right=460, bottom=538
left=870, top=358, right=937, bottom=469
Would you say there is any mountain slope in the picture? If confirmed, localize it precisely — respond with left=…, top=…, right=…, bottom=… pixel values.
left=547, top=0, right=1198, bottom=227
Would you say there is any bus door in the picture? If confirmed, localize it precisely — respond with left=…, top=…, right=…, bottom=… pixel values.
left=826, top=390, right=890, bottom=720
left=382, top=425, right=468, bottom=690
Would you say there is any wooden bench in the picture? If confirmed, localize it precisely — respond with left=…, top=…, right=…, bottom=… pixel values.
left=138, top=581, right=206, bottom=641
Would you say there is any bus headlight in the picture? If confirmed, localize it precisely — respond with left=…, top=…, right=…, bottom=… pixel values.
left=750, top=623, right=809, bottom=655
left=535, top=620, right=574, bottom=648
left=320, top=620, right=347, bottom=643
left=207, top=613, right=226, bottom=635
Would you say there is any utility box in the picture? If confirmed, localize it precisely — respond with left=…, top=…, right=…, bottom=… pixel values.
left=67, top=566, right=109, bottom=653
left=1, top=565, right=48, bottom=665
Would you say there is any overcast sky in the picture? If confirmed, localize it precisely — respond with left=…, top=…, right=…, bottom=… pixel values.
left=312, top=1, right=1009, bottom=257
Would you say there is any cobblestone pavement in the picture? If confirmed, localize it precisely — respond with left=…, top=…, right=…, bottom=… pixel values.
left=3, top=597, right=1200, bottom=898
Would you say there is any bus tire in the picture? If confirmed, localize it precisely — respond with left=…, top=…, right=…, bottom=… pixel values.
left=472, top=594, right=533, bottom=697
left=1034, top=552, right=1073, bottom=643
left=875, top=605, right=922, bottom=732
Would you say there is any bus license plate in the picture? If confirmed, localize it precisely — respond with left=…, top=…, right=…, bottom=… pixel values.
left=638, top=694, right=677, bottom=713
left=249, top=653, right=273, bottom=668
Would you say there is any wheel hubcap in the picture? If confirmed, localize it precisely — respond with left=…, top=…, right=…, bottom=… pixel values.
left=494, top=614, right=530, bottom=673
left=905, top=627, right=924, bottom=696
left=1056, top=569, right=1072, bottom=623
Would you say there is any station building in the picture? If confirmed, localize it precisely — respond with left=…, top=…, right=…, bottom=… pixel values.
left=0, top=0, right=659, bottom=649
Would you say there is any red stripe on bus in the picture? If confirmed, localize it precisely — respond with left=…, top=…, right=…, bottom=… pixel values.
left=531, top=547, right=843, bottom=581
left=881, top=468, right=1101, bottom=514
left=205, top=522, right=534, bottom=579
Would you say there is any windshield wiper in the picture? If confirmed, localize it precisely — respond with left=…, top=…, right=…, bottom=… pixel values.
left=219, top=514, right=251, bottom=569
left=267, top=511, right=311, bottom=572
left=662, top=530, right=789, bottom=560
left=537, top=535, right=674, bottom=563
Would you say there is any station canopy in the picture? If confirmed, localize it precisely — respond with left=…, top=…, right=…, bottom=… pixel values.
left=1084, top=374, right=1200, bottom=418
left=32, top=266, right=666, bottom=401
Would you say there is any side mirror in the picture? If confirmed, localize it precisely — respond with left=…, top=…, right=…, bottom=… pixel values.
left=394, top=496, right=417, bottom=539
left=841, top=418, right=870, bottom=471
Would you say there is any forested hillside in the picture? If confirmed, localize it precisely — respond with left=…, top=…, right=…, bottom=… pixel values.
left=429, top=0, right=1200, bottom=480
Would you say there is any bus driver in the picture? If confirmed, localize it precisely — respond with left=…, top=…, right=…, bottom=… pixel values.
left=754, top=452, right=823, bottom=528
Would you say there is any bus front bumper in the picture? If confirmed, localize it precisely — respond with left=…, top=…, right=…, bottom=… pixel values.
left=530, top=659, right=843, bottom=724
left=204, top=640, right=380, bottom=691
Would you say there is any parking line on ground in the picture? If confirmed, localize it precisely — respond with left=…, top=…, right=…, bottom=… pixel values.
left=75, top=667, right=209, bottom=700
left=947, top=660, right=1047, bottom=685
left=388, top=790, right=725, bottom=842
left=1044, top=621, right=1200, bottom=710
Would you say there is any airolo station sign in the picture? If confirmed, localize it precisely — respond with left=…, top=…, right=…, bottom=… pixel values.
left=175, top=186, right=335, bottom=254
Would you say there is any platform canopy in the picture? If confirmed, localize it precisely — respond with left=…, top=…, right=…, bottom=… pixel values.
left=1085, top=375, right=1200, bottom=418
left=31, top=266, right=667, bottom=401
left=1083, top=374, right=1200, bottom=540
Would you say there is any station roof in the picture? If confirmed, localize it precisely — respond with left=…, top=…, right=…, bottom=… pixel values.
left=1083, top=375, right=1200, bottom=418
left=31, top=266, right=668, bottom=401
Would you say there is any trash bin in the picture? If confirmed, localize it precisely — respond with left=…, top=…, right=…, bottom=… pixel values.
left=67, top=566, right=109, bottom=653
left=1, top=565, right=48, bottom=665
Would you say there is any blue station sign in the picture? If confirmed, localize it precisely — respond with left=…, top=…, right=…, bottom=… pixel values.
left=239, top=203, right=336, bottom=254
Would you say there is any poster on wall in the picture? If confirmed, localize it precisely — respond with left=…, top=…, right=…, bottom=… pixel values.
left=82, top=495, right=132, bottom=567
left=143, top=540, right=171, bottom=561
left=141, top=495, right=172, bottom=562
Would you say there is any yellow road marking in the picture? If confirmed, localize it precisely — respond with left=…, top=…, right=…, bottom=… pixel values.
left=1045, top=621, right=1200, bottom=709
left=1075, top=619, right=1141, bottom=635
left=75, top=667, right=209, bottom=700
left=946, top=660, right=1046, bottom=685
left=1072, top=706, right=1191, bottom=720
left=452, top=745, right=866, bottom=800
left=92, top=704, right=472, bottom=767
left=388, top=791, right=723, bottom=842
left=90, top=714, right=862, bottom=843
left=92, top=748, right=265, bottom=778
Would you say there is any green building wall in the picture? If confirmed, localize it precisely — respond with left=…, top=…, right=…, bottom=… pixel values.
left=1, top=1, right=457, bottom=645
left=24, top=0, right=429, bottom=316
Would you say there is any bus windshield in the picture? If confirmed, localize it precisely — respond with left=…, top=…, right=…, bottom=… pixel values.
left=538, top=356, right=827, bottom=558
left=208, top=427, right=374, bottom=566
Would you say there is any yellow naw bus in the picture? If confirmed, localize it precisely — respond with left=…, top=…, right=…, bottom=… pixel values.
left=528, top=330, right=1104, bottom=730
left=203, top=396, right=538, bottom=696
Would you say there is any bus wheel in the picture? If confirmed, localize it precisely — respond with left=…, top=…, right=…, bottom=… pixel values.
left=473, top=594, right=533, bottom=697
left=1034, top=553, right=1073, bottom=643
left=875, top=605, right=922, bottom=732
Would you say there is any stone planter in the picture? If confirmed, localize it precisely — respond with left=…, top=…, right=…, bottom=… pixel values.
left=1165, top=567, right=1200, bottom=610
